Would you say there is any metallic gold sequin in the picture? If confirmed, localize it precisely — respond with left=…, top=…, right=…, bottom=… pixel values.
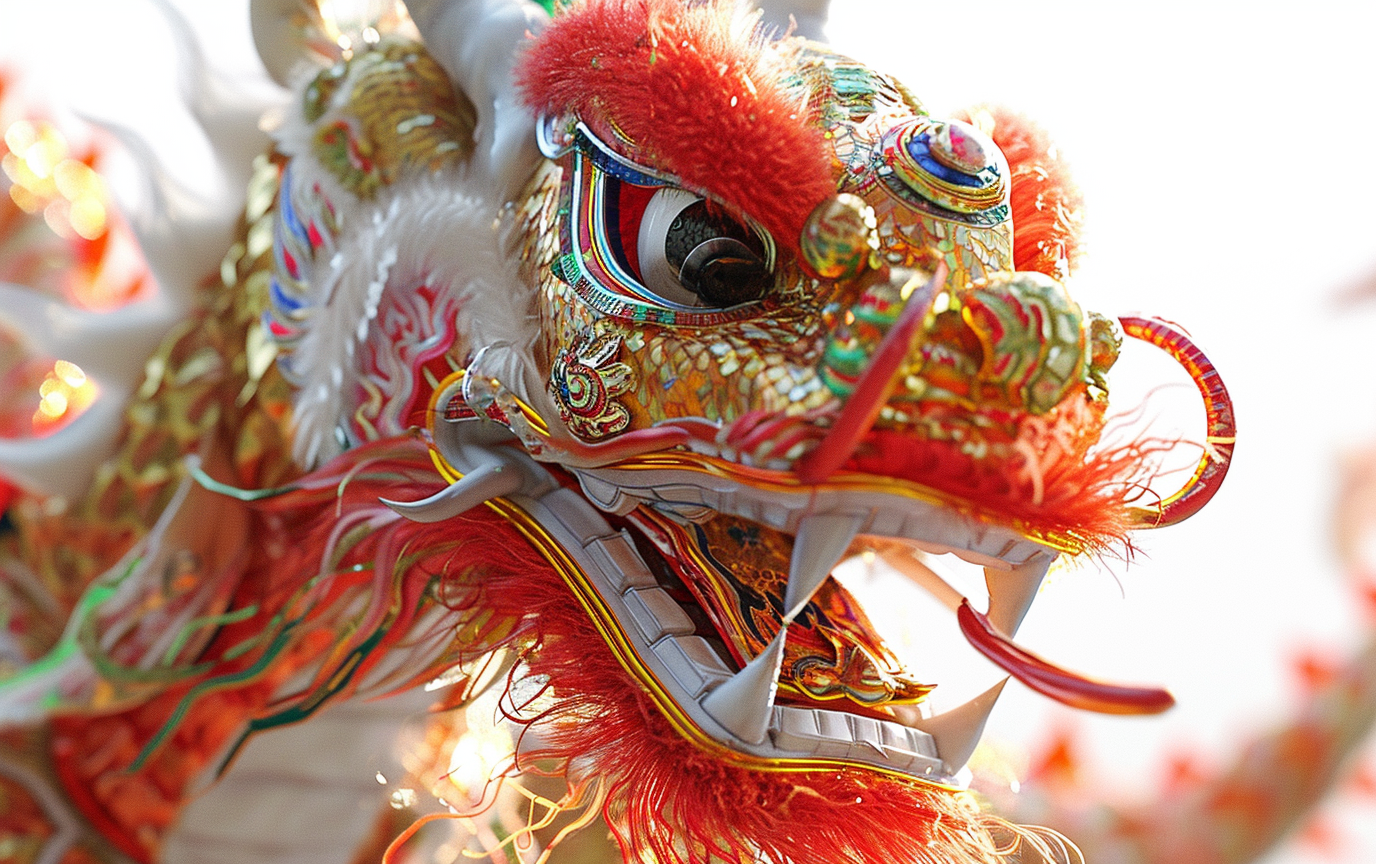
left=307, top=38, right=476, bottom=198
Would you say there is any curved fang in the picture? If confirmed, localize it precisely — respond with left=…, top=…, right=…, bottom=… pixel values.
left=380, top=462, right=523, bottom=523
left=1120, top=315, right=1236, bottom=528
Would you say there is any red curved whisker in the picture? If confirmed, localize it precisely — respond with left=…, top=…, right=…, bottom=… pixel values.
left=794, top=264, right=947, bottom=484
left=1119, top=315, right=1236, bottom=528
left=958, top=600, right=1174, bottom=715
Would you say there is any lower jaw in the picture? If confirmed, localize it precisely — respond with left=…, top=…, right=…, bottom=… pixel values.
left=485, top=482, right=966, bottom=786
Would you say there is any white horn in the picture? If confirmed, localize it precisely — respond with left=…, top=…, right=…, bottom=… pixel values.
left=250, top=0, right=327, bottom=87
left=95, top=121, right=241, bottom=312
left=753, top=0, right=831, bottom=41
left=405, top=0, right=549, bottom=201
left=149, top=0, right=275, bottom=197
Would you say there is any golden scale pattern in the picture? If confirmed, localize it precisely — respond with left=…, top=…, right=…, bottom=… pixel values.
left=0, top=42, right=489, bottom=863
left=306, top=37, right=477, bottom=199
left=520, top=45, right=1025, bottom=444
left=526, top=199, right=843, bottom=437
left=0, top=154, right=297, bottom=864
left=2, top=155, right=297, bottom=668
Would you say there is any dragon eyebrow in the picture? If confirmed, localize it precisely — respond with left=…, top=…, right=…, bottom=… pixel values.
left=518, top=0, right=836, bottom=255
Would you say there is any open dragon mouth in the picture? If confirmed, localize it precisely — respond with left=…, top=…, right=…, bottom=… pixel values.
left=389, top=435, right=1177, bottom=787
left=306, top=0, right=1237, bottom=800
left=381, top=296, right=1233, bottom=786
left=0, top=2, right=1261, bottom=861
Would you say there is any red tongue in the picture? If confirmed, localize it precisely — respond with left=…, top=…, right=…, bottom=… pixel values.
left=957, top=600, right=1175, bottom=715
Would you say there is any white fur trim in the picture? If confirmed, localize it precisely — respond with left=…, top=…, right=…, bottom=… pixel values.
left=275, top=157, right=545, bottom=467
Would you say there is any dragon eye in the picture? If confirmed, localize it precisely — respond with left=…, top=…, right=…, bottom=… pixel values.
left=552, top=119, right=779, bottom=321
left=635, top=188, right=772, bottom=309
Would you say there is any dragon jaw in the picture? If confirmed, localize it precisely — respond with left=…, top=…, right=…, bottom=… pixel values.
left=397, top=384, right=1182, bottom=788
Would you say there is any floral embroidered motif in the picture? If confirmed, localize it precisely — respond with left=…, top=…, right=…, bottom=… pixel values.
left=551, top=323, right=634, bottom=439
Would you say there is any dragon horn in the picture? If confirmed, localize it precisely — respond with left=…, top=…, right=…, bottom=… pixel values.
left=405, top=0, right=549, bottom=201
left=250, top=0, right=330, bottom=86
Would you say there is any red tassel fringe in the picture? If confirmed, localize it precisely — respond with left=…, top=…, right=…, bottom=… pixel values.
left=428, top=507, right=1035, bottom=864
left=54, top=435, right=1072, bottom=863
left=246, top=439, right=1040, bottom=863
left=844, top=400, right=1162, bottom=554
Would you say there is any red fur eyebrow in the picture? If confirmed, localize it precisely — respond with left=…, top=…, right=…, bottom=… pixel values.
left=518, top=0, right=836, bottom=254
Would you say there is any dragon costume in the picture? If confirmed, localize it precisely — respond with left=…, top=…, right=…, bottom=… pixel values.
left=8, top=0, right=1338, bottom=862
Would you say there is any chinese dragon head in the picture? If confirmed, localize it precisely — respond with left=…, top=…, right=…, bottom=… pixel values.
left=0, top=0, right=1234, bottom=862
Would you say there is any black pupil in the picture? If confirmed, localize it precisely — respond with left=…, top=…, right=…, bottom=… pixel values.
left=663, top=202, right=770, bottom=307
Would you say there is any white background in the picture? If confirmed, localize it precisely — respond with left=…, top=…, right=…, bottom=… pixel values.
left=4, top=1, right=1376, bottom=861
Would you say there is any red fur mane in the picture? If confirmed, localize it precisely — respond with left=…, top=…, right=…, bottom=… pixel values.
left=128, top=437, right=1039, bottom=864
left=963, top=106, right=1085, bottom=281
left=519, top=0, right=835, bottom=254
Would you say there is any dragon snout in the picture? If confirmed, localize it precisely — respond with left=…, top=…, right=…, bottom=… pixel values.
left=818, top=267, right=1111, bottom=417
left=794, top=192, right=1117, bottom=487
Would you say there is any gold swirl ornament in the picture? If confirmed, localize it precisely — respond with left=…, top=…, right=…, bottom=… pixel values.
left=800, top=193, right=882, bottom=281
left=958, top=271, right=1088, bottom=414
left=551, top=323, right=636, bottom=440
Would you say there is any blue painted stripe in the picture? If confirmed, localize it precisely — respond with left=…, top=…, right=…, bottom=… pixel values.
left=277, top=166, right=311, bottom=245
left=269, top=275, right=306, bottom=313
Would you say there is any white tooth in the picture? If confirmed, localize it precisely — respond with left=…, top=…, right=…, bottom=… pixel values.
left=784, top=513, right=864, bottom=621
left=379, top=463, right=523, bottom=523
left=909, top=678, right=1007, bottom=775
left=700, top=629, right=788, bottom=746
left=984, top=552, right=1054, bottom=637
